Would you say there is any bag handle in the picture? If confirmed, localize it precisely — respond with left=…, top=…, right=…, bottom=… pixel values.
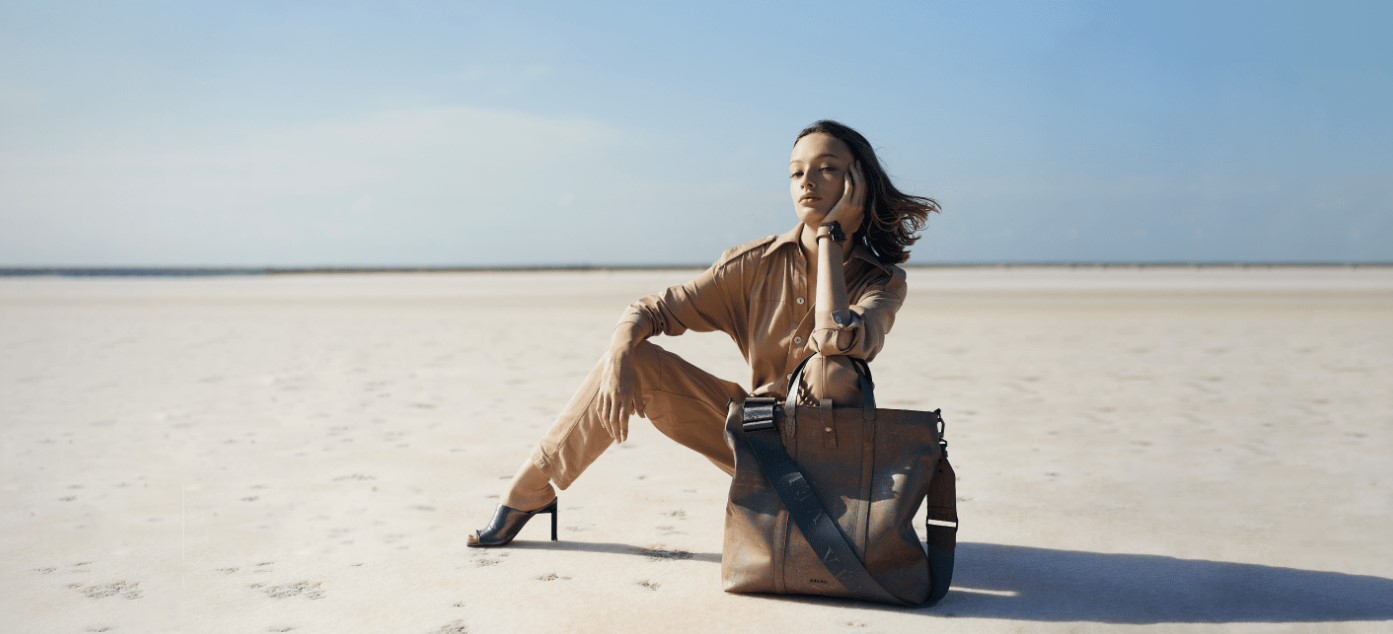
left=783, top=353, right=877, bottom=425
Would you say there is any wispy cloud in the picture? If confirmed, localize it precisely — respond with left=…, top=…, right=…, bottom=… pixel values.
left=0, top=106, right=627, bottom=265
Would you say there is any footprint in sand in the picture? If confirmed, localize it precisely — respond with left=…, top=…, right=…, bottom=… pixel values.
left=636, top=546, right=692, bottom=562
left=332, top=473, right=378, bottom=483
left=432, top=620, right=470, bottom=634
left=536, top=573, right=572, bottom=581
left=68, top=580, right=142, bottom=600
left=638, top=580, right=661, bottom=591
left=249, top=581, right=325, bottom=600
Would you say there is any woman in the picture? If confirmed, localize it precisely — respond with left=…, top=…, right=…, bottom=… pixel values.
left=467, top=119, right=940, bottom=547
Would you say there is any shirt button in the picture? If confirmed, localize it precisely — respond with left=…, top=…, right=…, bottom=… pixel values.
left=796, top=297, right=806, bottom=305
left=793, top=336, right=803, bottom=345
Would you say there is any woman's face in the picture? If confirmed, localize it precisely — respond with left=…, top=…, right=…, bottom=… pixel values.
left=789, top=132, right=854, bottom=228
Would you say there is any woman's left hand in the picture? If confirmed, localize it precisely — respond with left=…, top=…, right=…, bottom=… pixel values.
left=823, top=159, right=866, bottom=236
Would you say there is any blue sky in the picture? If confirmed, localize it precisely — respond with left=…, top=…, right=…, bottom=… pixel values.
left=1, top=0, right=1390, bottom=266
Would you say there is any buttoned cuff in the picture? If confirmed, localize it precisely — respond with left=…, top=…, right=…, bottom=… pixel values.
left=807, top=311, right=866, bottom=357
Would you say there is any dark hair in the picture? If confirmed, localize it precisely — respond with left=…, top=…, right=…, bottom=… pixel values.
left=794, top=119, right=940, bottom=265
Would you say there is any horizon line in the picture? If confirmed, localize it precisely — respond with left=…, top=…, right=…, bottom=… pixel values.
left=3, top=261, right=1393, bottom=277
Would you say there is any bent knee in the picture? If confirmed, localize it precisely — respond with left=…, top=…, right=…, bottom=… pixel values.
left=795, top=354, right=863, bottom=407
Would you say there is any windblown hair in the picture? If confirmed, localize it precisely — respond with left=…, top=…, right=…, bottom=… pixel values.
left=794, top=120, right=941, bottom=265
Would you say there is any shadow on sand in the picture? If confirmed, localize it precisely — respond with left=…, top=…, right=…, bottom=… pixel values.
left=945, top=542, right=1393, bottom=623
left=524, top=540, right=1393, bottom=623
left=512, top=539, right=723, bottom=564
left=768, top=542, right=1393, bottom=624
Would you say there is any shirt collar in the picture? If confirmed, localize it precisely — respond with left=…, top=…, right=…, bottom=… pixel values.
left=763, top=222, right=894, bottom=273
left=762, top=222, right=805, bottom=257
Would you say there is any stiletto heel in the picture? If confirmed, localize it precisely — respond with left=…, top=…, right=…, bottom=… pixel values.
left=466, top=497, right=559, bottom=548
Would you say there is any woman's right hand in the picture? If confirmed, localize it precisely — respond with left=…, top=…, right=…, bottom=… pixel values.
left=822, top=159, right=866, bottom=236
left=597, top=346, right=641, bottom=443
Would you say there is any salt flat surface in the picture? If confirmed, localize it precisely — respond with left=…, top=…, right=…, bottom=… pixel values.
left=2, top=268, right=1391, bottom=632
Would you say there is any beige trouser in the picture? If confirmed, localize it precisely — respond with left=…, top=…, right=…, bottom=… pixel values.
left=530, top=340, right=862, bottom=490
left=530, top=340, right=747, bottom=489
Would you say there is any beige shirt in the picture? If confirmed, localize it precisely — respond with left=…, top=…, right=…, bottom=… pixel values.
left=619, top=221, right=908, bottom=399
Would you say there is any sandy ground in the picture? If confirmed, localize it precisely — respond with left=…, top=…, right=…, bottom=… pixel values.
left=2, top=266, right=1391, bottom=633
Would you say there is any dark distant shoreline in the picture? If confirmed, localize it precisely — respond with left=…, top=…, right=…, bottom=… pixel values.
left=1, top=262, right=1391, bottom=278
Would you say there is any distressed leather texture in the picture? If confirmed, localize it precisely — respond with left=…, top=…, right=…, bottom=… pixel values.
left=722, top=386, right=956, bottom=605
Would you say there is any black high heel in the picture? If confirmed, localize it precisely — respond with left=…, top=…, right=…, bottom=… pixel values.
left=466, top=497, right=558, bottom=547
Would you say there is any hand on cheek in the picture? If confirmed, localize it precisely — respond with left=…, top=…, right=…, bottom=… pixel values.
left=828, top=160, right=866, bottom=236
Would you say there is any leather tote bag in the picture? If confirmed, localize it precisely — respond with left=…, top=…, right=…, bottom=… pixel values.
left=721, top=353, right=958, bottom=606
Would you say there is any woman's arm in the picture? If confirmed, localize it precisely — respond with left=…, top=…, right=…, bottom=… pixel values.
left=597, top=250, right=743, bottom=443
left=808, top=268, right=906, bottom=361
left=814, top=228, right=854, bottom=351
left=596, top=321, right=643, bottom=443
left=811, top=159, right=864, bottom=353
left=806, top=160, right=906, bottom=361
left=608, top=319, right=646, bottom=354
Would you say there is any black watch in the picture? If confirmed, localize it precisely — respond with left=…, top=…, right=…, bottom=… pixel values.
left=818, top=221, right=846, bottom=243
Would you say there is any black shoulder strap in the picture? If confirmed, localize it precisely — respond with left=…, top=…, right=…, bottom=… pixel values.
left=924, top=430, right=957, bottom=605
left=734, top=402, right=956, bottom=606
